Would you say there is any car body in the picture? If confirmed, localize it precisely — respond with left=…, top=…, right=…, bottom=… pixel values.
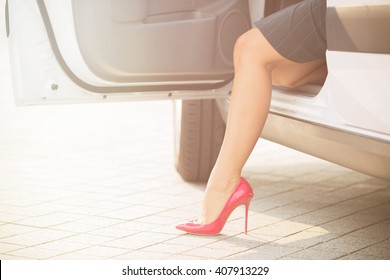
left=6, top=0, right=390, bottom=181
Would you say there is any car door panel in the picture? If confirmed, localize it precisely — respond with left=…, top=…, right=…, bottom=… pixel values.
left=71, top=0, right=250, bottom=83
left=8, top=0, right=250, bottom=104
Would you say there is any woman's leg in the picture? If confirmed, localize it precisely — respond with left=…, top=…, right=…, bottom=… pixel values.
left=198, top=28, right=327, bottom=224
left=272, top=58, right=327, bottom=88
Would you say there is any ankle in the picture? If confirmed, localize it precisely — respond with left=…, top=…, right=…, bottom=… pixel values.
left=206, top=175, right=242, bottom=193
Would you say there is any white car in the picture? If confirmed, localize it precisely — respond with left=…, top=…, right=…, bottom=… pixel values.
left=6, top=0, right=390, bottom=182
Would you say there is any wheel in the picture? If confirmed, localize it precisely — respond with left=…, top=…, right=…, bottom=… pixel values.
left=174, top=99, right=226, bottom=183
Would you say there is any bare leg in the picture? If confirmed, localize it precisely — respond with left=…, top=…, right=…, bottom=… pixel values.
left=198, top=28, right=327, bottom=224
left=272, top=58, right=327, bottom=88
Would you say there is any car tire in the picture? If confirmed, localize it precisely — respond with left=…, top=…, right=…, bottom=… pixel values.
left=175, top=99, right=226, bottom=183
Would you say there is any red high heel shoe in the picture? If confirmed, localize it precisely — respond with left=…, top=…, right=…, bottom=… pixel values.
left=175, top=178, right=253, bottom=235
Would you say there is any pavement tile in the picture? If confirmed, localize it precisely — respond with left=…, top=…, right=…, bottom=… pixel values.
left=352, top=239, right=390, bottom=259
left=164, top=254, right=206, bottom=260
left=35, top=240, right=91, bottom=252
left=0, top=229, right=76, bottom=246
left=0, top=196, right=48, bottom=208
left=142, top=242, right=194, bottom=255
left=103, top=236, right=164, bottom=251
left=357, top=204, right=390, bottom=220
left=88, top=227, right=136, bottom=238
left=275, top=200, right=331, bottom=216
left=9, top=202, right=73, bottom=217
left=323, top=173, right=373, bottom=188
left=128, top=232, right=177, bottom=243
left=288, top=172, right=339, bottom=185
left=64, top=206, right=112, bottom=216
left=0, top=212, right=29, bottom=223
left=52, top=222, right=105, bottom=233
left=0, top=254, right=35, bottom=260
left=224, top=242, right=303, bottom=260
left=53, top=197, right=101, bottom=208
left=157, top=208, right=201, bottom=220
left=0, top=242, right=25, bottom=254
left=309, top=236, right=379, bottom=254
left=337, top=253, right=381, bottom=260
left=49, top=253, right=108, bottom=260
left=101, top=205, right=166, bottom=220
left=290, top=211, right=340, bottom=226
left=279, top=256, right=308, bottom=260
left=274, top=230, right=337, bottom=249
left=16, top=212, right=86, bottom=228
left=225, top=250, right=279, bottom=260
left=319, top=219, right=371, bottom=235
left=248, top=199, right=283, bottom=214
left=142, top=196, right=198, bottom=209
left=245, top=233, right=281, bottom=243
left=254, top=243, right=302, bottom=258
left=361, top=190, right=390, bottom=203
left=0, top=224, right=38, bottom=239
left=347, top=220, right=390, bottom=241
left=147, top=224, right=185, bottom=235
left=262, top=202, right=326, bottom=220
left=74, top=245, right=129, bottom=258
left=248, top=220, right=312, bottom=237
left=108, top=192, right=168, bottom=206
left=133, top=214, right=184, bottom=226
left=75, top=216, right=125, bottom=227
left=165, top=235, right=222, bottom=247
left=246, top=213, right=282, bottom=229
left=83, top=201, right=131, bottom=211
left=182, top=246, right=236, bottom=259
left=115, top=250, right=172, bottom=260
left=6, top=247, right=67, bottom=259
left=112, top=221, right=158, bottom=232
left=62, top=234, right=115, bottom=246
left=286, top=248, right=346, bottom=260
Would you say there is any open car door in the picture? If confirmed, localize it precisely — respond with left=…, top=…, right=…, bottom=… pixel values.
left=7, top=0, right=251, bottom=105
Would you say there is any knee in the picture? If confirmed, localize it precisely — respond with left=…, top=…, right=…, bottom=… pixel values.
left=233, top=29, right=266, bottom=65
left=233, top=29, right=277, bottom=71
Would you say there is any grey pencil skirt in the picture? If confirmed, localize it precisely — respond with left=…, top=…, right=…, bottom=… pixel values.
left=255, top=0, right=327, bottom=63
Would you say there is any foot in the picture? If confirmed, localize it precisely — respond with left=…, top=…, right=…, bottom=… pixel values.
left=176, top=178, right=253, bottom=235
left=196, top=177, right=242, bottom=224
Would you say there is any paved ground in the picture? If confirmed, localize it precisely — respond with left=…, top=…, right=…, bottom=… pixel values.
left=1, top=5, right=390, bottom=260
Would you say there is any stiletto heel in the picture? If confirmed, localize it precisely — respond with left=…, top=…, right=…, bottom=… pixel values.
left=176, top=178, right=253, bottom=235
left=244, top=200, right=250, bottom=234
